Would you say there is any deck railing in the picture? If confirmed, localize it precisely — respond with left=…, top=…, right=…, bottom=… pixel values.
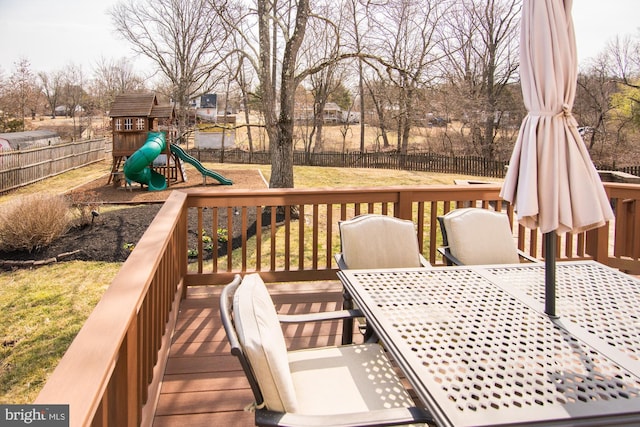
left=35, top=183, right=640, bottom=426
left=35, top=191, right=187, bottom=427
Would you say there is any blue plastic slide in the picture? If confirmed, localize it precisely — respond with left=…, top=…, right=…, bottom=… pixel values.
left=169, top=144, right=233, bottom=185
left=123, top=131, right=168, bottom=191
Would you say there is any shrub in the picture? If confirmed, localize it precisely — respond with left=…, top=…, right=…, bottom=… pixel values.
left=0, top=193, right=71, bottom=252
left=66, top=190, right=101, bottom=227
left=0, top=118, right=24, bottom=133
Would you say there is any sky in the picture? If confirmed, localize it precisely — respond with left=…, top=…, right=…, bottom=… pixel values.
left=0, top=0, right=639, bottom=76
left=0, top=0, right=144, bottom=75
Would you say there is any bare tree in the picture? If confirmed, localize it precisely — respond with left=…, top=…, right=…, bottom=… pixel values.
left=92, top=57, right=147, bottom=115
left=216, top=0, right=379, bottom=187
left=61, top=64, right=87, bottom=140
left=110, top=0, right=231, bottom=136
left=575, top=53, right=618, bottom=151
left=237, top=55, right=257, bottom=154
left=344, top=0, right=369, bottom=152
left=440, top=0, right=521, bottom=159
left=0, top=69, right=6, bottom=129
left=214, top=1, right=263, bottom=154
left=216, top=0, right=316, bottom=187
left=605, top=35, right=640, bottom=132
left=607, top=34, right=640, bottom=90
left=366, top=0, right=447, bottom=156
left=218, top=57, right=243, bottom=162
left=39, top=70, right=65, bottom=118
left=300, top=2, right=349, bottom=156
left=570, top=32, right=640, bottom=167
left=260, top=0, right=311, bottom=188
left=6, top=58, right=39, bottom=130
left=364, top=76, right=394, bottom=149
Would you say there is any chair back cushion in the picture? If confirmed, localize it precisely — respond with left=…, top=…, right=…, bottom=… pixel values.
left=443, top=208, right=520, bottom=265
left=233, top=273, right=298, bottom=412
left=339, top=214, right=422, bottom=269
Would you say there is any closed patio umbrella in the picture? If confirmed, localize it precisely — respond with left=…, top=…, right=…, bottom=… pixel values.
left=500, top=0, right=614, bottom=317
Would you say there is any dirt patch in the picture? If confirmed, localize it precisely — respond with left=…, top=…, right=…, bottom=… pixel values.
left=0, top=168, right=269, bottom=268
left=70, top=167, right=268, bottom=204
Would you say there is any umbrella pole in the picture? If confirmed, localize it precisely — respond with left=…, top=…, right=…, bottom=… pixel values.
left=544, top=232, right=558, bottom=318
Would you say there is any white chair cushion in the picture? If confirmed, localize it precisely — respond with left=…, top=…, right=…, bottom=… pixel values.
left=443, top=208, right=520, bottom=265
left=340, top=215, right=422, bottom=269
left=289, top=343, right=415, bottom=415
left=233, top=273, right=298, bottom=412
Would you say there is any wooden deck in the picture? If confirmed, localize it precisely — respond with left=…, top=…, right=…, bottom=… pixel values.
left=153, top=280, right=363, bottom=426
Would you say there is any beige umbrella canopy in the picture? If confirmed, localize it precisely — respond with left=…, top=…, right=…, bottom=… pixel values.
left=500, top=0, right=614, bottom=316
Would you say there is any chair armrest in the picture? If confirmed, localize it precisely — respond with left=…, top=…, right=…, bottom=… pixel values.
left=278, top=309, right=363, bottom=324
left=256, top=406, right=434, bottom=427
left=437, top=246, right=462, bottom=266
left=438, top=246, right=539, bottom=265
left=418, top=254, right=432, bottom=268
left=334, top=253, right=348, bottom=270
left=517, top=249, right=540, bottom=263
left=337, top=252, right=431, bottom=269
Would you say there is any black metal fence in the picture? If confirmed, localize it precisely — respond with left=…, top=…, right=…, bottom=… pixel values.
left=621, top=165, right=640, bottom=176
left=187, top=148, right=510, bottom=178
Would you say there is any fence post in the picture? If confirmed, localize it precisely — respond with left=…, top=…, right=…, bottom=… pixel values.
left=395, top=190, right=414, bottom=220
left=585, top=224, right=609, bottom=263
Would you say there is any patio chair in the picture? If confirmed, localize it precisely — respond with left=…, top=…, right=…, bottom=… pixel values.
left=437, top=208, right=539, bottom=266
left=335, top=214, right=431, bottom=344
left=220, top=273, right=433, bottom=427
left=334, top=214, right=430, bottom=270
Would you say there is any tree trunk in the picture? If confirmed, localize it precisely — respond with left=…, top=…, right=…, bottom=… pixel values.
left=269, top=17, right=300, bottom=188
left=241, top=95, right=253, bottom=154
left=312, top=90, right=328, bottom=153
left=483, top=117, right=495, bottom=159
left=359, top=58, right=365, bottom=152
left=313, top=121, right=324, bottom=153
left=367, top=83, right=390, bottom=150
left=267, top=0, right=310, bottom=188
left=399, top=85, right=413, bottom=156
left=270, top=122, right=295, bottom=188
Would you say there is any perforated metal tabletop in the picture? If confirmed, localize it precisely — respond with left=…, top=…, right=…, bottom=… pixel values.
left=338, top=261, right=640, bottom=427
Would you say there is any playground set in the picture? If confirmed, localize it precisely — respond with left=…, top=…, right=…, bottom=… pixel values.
left=108, top=92, right=232, bottom=191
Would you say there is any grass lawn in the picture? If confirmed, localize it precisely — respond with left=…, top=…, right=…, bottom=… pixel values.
left=0, top=160, right=499, bottom=403
left=0, top=261, right=121, bottom=403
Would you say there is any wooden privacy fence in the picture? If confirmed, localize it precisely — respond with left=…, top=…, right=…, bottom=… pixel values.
left=0, top=138, right=111, bottom=194
left=187, top=148, right=509, bottom=178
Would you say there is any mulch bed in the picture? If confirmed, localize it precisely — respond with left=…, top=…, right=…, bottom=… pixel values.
left=0, top=168, right=269, bottom=268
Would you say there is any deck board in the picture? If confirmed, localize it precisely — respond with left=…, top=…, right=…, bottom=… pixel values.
left=153, top=281, right=348, bottom=426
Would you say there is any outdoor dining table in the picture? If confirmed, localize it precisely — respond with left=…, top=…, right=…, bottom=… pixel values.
left=337, top=261, right=640, bottom=427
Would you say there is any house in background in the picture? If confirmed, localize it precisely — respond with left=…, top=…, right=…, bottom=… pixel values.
left=194, top=93, right=218, bottom=122
left=54, top=105, right=85, bottom=117
left=192, top=93, right=237, bottom=149
left=295, top=102, right=344, bottom=124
